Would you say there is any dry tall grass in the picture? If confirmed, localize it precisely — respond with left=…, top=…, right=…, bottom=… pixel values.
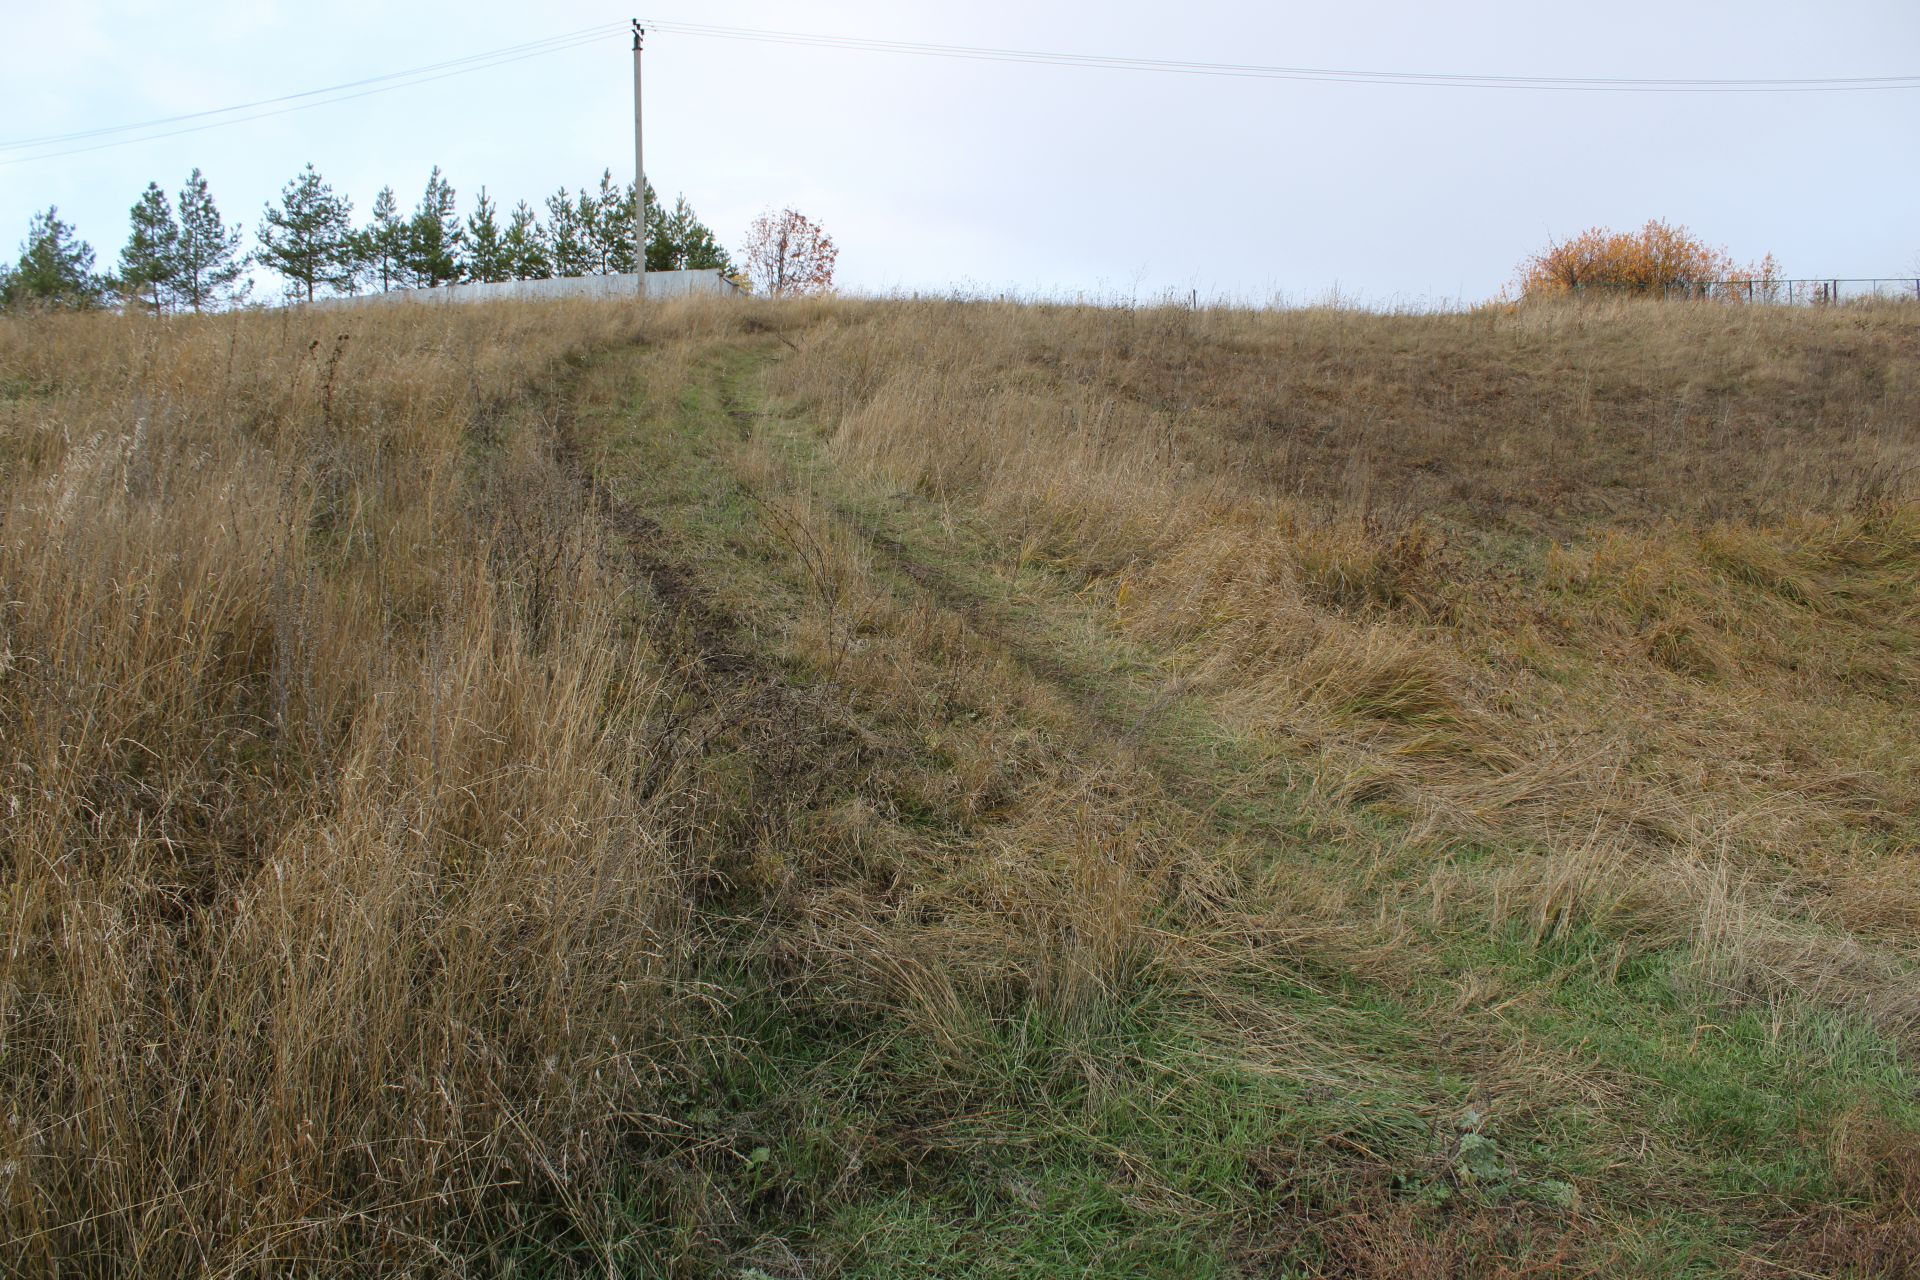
left=0, top=302, right=695, bottom=1273
left=7, top=291, right=1917, bottom=1275
left=775, top=296, right=1920, bottom=1033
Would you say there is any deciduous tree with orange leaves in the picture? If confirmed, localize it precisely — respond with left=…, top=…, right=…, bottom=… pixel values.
left=1514, top=219, right=1777, bottom=300
left=741, top=207, right=837, bottom=297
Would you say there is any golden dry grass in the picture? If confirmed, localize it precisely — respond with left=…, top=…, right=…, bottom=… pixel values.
left=0, top=302, right=705, bottom=1273
left=772, top=298, right=1920, bottom=1032
left=5, top=292, right=1918, bottom=1277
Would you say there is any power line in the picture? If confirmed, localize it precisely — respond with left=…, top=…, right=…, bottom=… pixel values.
left=0, top=25, right=625, bottom=168
left=7, top=13, right=1909, bottom=173
left=0, top=24, right=624, bottom=153
left=642, top=17, right=1920, bottom=93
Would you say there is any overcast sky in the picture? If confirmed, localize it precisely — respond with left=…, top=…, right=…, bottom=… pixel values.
left=4, top=1, right=1916, bottom=305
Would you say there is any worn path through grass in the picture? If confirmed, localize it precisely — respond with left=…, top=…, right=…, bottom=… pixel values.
left=569, top=329, right=1917, bottom=1278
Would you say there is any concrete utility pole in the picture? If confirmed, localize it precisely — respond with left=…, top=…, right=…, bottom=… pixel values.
left=632, top=19, right=647, bottom=298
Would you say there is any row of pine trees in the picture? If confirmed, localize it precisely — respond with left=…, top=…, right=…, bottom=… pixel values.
left=0, top=163, right=734, bottom=312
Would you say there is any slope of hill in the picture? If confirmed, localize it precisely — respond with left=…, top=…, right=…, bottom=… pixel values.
left=2, top=296, right=1916, bottom=1277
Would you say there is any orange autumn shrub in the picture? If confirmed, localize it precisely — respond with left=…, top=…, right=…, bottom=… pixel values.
left=1515, top=219, right=1777, bottom=300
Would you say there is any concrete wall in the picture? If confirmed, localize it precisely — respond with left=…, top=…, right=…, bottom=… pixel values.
left=316, top=269, right=741, bottom=308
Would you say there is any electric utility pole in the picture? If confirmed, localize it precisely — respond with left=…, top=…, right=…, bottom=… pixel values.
left=632, top=19, right=647, bottom=298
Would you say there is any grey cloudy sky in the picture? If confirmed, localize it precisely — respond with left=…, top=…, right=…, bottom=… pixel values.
left=4, top=1, right=1916, bottom=304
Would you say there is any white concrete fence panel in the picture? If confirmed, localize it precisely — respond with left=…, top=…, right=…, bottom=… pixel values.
left=313, top=269, right=741, bottom=308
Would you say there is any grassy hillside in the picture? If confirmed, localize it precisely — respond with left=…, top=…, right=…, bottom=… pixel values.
left=2, top=296, right=1916, bottom=1277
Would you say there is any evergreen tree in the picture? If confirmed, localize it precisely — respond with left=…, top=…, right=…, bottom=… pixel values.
left=119, top=182, right=180, bottom=314
left=583, top=169, right=638, bottom=274
left=361, top=185, right=412, bottom=293
left=641, top=178, right=672, bottom=272
left=543, top=187, right=591, bottom=277
left=463, top=188, right=511, bottom=283
left=504, top=201, right=550, bottom=280
left=576, top=186, right=604, bottom=273
left=407, top=166, right=462, bottom=287
left=2, top=207, right=105, bottom=310
left=613, top=177, right=641, bottom=273
left=257, top=164, right=355, bottom=302
left=653, top=193, right=733, bottom=273
left=174, top=169, right=247, bottom=312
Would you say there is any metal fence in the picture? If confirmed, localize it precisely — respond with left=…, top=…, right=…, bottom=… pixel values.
left=1572, top=278, right=1920, bottom=305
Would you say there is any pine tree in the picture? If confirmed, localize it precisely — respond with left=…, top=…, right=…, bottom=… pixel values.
left=504, top=201, right=550, bottom=280
left=174, top=169, right=247, bottom=312
left=575, top=187, right=601, bottom=273
left=463, top=188, right=511, bottom=283
left=574, top=188, right=599, bottom=273
left=544, top=187, right=591, bottom=277
left=612, top=177, right=640, bottom=274
left=257, top=164, right=355, bottom=303
left=407, top=166, right=462, bottom=288
left=119, top=182, right=181, bottom=314
left=653, top=193, right=733, bottom=273
left=362, top=185, right=412, bottom=293
left=2, top=207, right=105, bottom=310
left=582, top=169, right=638, bottom=274
left=642, top=179, right=675, bottom=272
